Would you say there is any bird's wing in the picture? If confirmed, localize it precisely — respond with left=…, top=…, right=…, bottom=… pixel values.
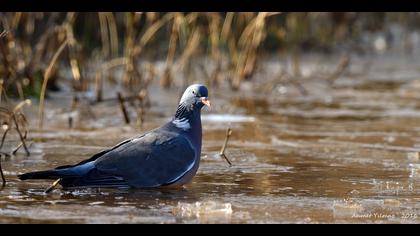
left=54, top=131, right=153, bottom=170
left=93, top=130, right=197, bottom=187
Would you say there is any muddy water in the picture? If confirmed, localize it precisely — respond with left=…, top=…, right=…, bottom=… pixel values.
left=1, top=55, right=419, bottom=223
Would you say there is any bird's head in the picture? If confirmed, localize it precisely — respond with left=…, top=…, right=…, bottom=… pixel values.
left=179, top=84, right=210, bottom=110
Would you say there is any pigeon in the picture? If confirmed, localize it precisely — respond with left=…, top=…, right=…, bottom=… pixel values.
left=18, top=84, right=211, bottom=188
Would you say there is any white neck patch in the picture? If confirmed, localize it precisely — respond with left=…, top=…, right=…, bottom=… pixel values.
left=172, top=118, right=191, bottom=131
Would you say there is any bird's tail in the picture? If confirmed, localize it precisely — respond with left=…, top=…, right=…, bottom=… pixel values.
left=18, top=162, right=94, bottom=181
left=18, top=169, right=64, bottom=180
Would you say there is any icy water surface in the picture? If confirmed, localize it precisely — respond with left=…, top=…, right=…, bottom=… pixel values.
left=0, top=55, right=419, bottom=223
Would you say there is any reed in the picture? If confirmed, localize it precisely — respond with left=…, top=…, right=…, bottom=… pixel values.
left=0, top=154, right=5, bottom=187
left=219, top=127, right=233, bottom=166
left=0, top=99, right=31, bottom=186
left=37, top=38, right=69, bottom=129
left=0, top=12, right=415, bottom=131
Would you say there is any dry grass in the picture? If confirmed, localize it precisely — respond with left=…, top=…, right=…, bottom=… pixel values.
left=37, top=38, right=69, bottom=129
left=0, top=12, right=414, bottom=130
left=0, top=99, right=31, bottom=186
left=1, top=12, right=392, bottom=97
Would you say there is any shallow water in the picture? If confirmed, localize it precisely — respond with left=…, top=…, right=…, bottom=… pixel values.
left=1, top=54, right=419, bottom=223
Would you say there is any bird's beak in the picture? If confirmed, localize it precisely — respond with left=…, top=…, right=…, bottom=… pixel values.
left=200, top=97, right=211, bottom=108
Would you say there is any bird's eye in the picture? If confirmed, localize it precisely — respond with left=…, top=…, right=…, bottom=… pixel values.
left=192, top=90, right=196, bottom=95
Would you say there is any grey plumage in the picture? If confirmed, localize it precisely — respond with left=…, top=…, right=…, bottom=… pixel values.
left=18, top=84, right=210, bottom=188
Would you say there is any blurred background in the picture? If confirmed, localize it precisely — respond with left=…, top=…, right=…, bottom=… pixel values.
left=0, top=12, right=419, bottom=223
left=1, top=12, right=420, bottom=99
